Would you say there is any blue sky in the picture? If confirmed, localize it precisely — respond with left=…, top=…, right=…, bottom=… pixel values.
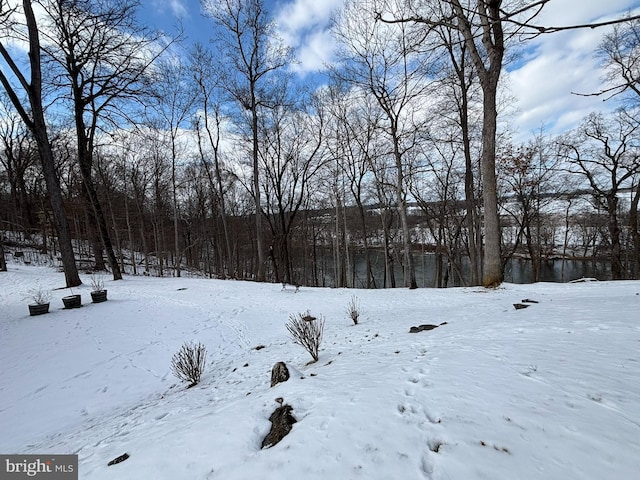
left=138, top=0, right=640, bottom=139
left=140, top=0, right=341, bottom=73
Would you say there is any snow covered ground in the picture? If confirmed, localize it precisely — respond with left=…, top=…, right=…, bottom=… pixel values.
left=1, top=264, right=638, bottom=479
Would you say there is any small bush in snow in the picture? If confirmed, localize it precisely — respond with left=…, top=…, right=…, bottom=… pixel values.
left=170, top=341, right=207, bottom=387
left=90, top=273, right=105, bottom=291
left=286, top=311, right=324, bottom=362
left=26, top=286, right=51, bottom=305
left=346, top=295, right=360, bottom=325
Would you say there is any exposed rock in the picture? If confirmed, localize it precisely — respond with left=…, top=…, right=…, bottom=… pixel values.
left=270, top=362, right=290, bottom=387
left=513, top=303, right=530, bottom=310
left=107, top=453, right=129, bottom=466
left=521, top=298, right=539, bottom=304
left=261, top=405, right=297, bottom=449
left=409, top=324, right=439, bottom=333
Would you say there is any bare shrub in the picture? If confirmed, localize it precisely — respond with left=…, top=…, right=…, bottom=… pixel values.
left=346, top=295, right=360, bottom=325
left=170, top=341, right=207, bottom=387
left=90, top=273, right=105, bottom=291
left=286, top=311, right=324, bottom=362
left=26, top=286, right=51, bottom=305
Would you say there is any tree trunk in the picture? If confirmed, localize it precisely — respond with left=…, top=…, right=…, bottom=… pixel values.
left=209, top=113, right=234, bottom=277
left=607, top=195, right=624, bottom=279
left=78, top=165, right=122, bottom=280
left=252, top=92, right=265, bottom=282
left=342, top=199, right=352, bottom=288
left=334, top=192, right=346, bottom=287
left=0, top=0, right=81, bottom=287
left=380, top=210, right=396, bottom=288
left=34, top=132, right=81, bottom=286
left=104, top=187, right=125, bottom=275
left=173, top=174, right=181, bottom=278
left=392, top=131, right=417, bottom=289
left=479, top=79, right=503, bottom=286
left=450, top=34, right=481, bottom=286
left=125, top=193, right=136, bottom=275
left=630, top=184, right=640, bottom=279
left=561, top=198, right=572, bottom=281
left=0, top=240, right=6, bottom=271
left=72, top=114, right=121, bottom=279
left=451, top=0, right=504, bottom=287
left=461, top=108, right=481, bottom=286
left=81, top=188, right=106, bottom=271
left=357, top=201, right=374, bottom=288
left=524, top=222, right=539, bottom=282
left=215, top=165, right=233, bottom=277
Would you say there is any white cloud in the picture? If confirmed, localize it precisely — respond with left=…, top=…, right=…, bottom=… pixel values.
left=151, top=0, right=189, bottom=19
left=169, top=0, right=188, bottom=18
left=534, top=0, right=638, bottom=26
left=291, top=29, right=337, bottom=74
left=277, top=0, right=343, bottom=36
left=274, top=0, right=639, bottom=130
left=275, top=0, right=345, bottom=75
left=504, top=0, right=640, bottom=139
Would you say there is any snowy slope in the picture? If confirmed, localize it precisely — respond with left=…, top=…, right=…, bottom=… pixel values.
left=1, top=264, right=639, bottom=480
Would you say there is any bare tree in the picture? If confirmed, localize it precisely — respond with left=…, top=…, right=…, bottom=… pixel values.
left=39, top=0, right=168, bottom=279
left=0, top=0, right=81, bottom=286
left=127, top=132, right=155, bottom=274
left=629, top=172, right=640, bottom=278
left=335, top=0, right=436, bottom=288
left=432, top=21, right=483, bottom=286
left=558, top=110, right=640, bottom=279
left=368, top=148, right=400, bottom=288
left=593, top=18, right=640, bottom=278
left=409, top=135, right=466, bottom=287
left=203, top=0, right=293, bottom=282
left=573, top=16, right=640, bottom=104
left=497, top=137, right=561, bottom=282
left=147, top=57, right=197, bottom=278
left=0, top=95, right=38, bottom=237
left=323, top=82, right=380, bottom=288
left=376, top=0, right=560, bottom=286
left=191, top=43, right=235, bottom=277
left=260, top=95, right=326, bottom=285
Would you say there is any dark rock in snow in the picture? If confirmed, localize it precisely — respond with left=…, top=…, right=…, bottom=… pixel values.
left=513, top=303, right=530, bottom=310
left=409, top=324, right=439, bottom=333
left=261, top=405, right=297, bottom=449
left=107, top=453, right=129, bottom=466
left=521, top=298, right=539, bottom=304
left=270, top=362, right=290, bottom=387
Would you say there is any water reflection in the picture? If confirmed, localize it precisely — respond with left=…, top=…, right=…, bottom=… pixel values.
left=344, top=252, right=612, bottom=288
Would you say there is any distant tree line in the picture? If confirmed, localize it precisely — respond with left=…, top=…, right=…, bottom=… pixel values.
left=0, top=0, right=638, bottom=286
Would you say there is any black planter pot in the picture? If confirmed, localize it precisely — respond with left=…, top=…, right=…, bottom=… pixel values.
left=91, top=290, right=108, bottom=303
left=62, top=294, right=82, bottom=309
left=29, top=303, right=50, bottom=316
